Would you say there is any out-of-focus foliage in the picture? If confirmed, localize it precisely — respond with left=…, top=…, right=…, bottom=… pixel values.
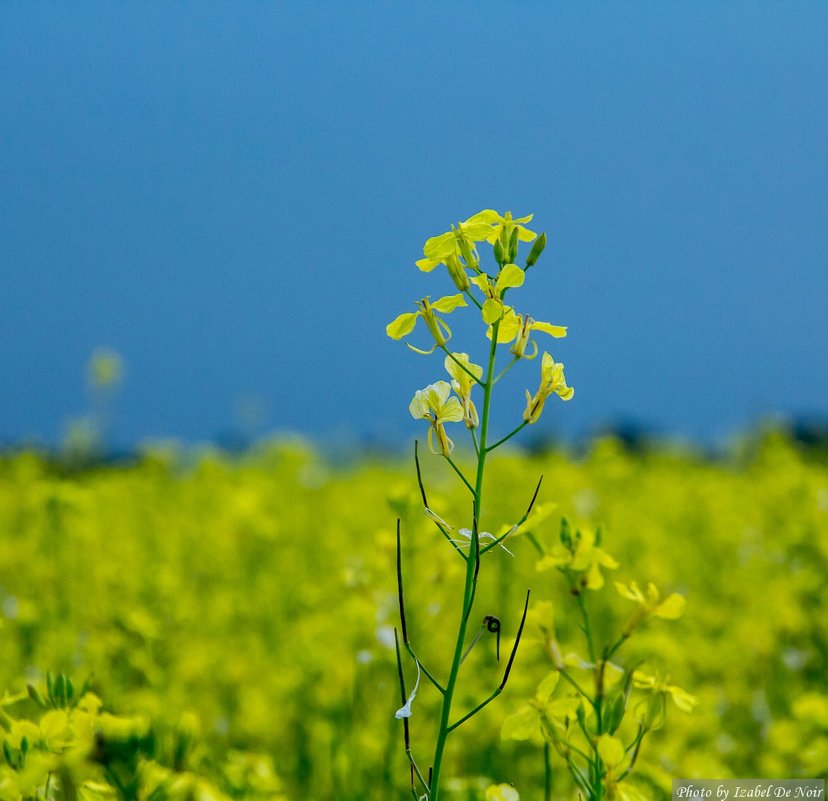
left=1, top=431, right=826, bottom=800
left=0, top=671, right=287, bottom=801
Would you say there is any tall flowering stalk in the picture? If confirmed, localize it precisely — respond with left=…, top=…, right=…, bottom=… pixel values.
left=386, top=209, right=573, bottom=800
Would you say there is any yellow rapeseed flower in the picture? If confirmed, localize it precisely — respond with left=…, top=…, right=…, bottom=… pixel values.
left=471, top=264, right=525, bottom=324
left=386, top=294, right=467, bottom=354
left=409, top=381, right=465, bottom=456
left=536, top=528, right=618, bottom=590
left=416, top=210, right=499, bottom=287
left=481, top=210, right=538, bottom=245
left=633, top=671, right=698, bottom=713
left=615, top=581, right=686, bottom=621
left=444, top=352, right=482, bottom=429
left=523, top=353, right=574, bottom=424
left=491, top=308, right=568, bottom=359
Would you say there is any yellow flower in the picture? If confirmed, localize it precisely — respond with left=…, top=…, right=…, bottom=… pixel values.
left=444, top=353, right=482, bottom=429
left=471, top=264, right=525, bottom=324
left=417, top=210, right=498, bottom=286
left=416, top=252, right=471, bottom=291
left=490, top=307, right=568, bottom=359
left=615, top=581, right=686, bottom=621
left=523, top=353, right=574, bottom=424
left=386, top=295, right=467, bottom=354
left=633, top=671, right=698, bottom=713
left=536, top=528, right=618, bottom=590
left=596, top=734, right=626, bottom=770
left=482, top=210, right=538, bottom=245
left=409, top=381, right=465, bottom=456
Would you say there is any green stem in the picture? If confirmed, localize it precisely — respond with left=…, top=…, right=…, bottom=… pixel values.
left=557, top=666, right=593, bottom=702
left=444, top=455, right=475, bottom=496
left=479, top=474, right=543, bottom=556
left=604, top=632, right=630, bottom=661
left=464, top=288, right=483, bottom=310
left=577, top=592, right=596, bottom=664
left=492, top=355, right=520, bottom=385
left=429, top=321, right=499, bottom=801
left=487, top=420, right=528, bottom=452
left=470, top=427, right=480, bottom=457
left=441, top=346, right=485, bottom=386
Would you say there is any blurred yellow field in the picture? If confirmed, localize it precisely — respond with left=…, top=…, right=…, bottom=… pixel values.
left=1, top=433, right=825, bottom=800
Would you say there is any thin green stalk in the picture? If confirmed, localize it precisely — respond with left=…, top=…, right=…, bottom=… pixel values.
left=479, top=475, right=543, bottom=555
left=464, top=288, right=483, bottom=310
left=446, top=590, right=529, bottom=732
left=577, top=592, right=596, bottom=664
left=557, top=666, right=593, bottom=702
left=444, top=455, right=476, bottom=496
left=470, top=427, right=480, bottom=457
left=604, top=632, right=630, bottom=661
left=429, top=320, right=500, bottom=801
left=487, top=420, right=528, bottom=452
left=492, top=355, right=519, bottom=385
left=576, top=592, right=604, bottom=740
left=414, top=441, right=466, bottom=560
left=441, top=346, right=485, bottom=386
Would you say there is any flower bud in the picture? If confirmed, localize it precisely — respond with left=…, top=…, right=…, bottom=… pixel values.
left=602, top=689, right=627, bottom=734
left=457, top=235, right=479, bottom=273
left=526, top=232, right=547, bottom=267
left=445, top=254, right=470, bottom=291
left=493, top=238, right=505, bottom=265
left=639, top=693, right=666, bottom=731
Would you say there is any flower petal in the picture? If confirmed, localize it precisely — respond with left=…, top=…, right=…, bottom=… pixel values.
left=431, top=294, right=467, bottom=314
left=597, top=734, right=626, bottom=767
left=415, top=257, right=441, bottom=272
left=439, top=396, right=465, bottom=423
left=425, top=380, right=452, bottom=410
left=532, top=321, right=568, bottom=338
left=482, top=298, right=504, bottom=325
left=496, top=264, right=526, bottom=292
left=408, top=390, right=430, bottom=420
left=386, top=312, right=419, bottom=340
left=500, top=705, right=540, bottom=741
left=461, top=222, right=497, bottom=240
left=465, top=209, right=500, bottom=225
left=655, top=593, right=686, bottom=620
left=423, top=231, right=456, bottom=260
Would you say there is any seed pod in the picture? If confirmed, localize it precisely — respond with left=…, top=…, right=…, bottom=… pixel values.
left=508, top=227, right=519, bottom=263
left=27, top=683, right=47, bottom=708
left=603, top=689, right=627, bottom=734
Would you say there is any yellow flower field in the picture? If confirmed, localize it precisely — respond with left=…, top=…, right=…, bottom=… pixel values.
left=0, top=432, right=826, bottom=800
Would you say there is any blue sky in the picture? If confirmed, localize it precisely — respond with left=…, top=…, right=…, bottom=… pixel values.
left=2, top=2, right=827, bottom=448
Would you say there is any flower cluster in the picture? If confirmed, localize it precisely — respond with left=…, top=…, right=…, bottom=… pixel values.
left=387, top=209, right=574, bottom=456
